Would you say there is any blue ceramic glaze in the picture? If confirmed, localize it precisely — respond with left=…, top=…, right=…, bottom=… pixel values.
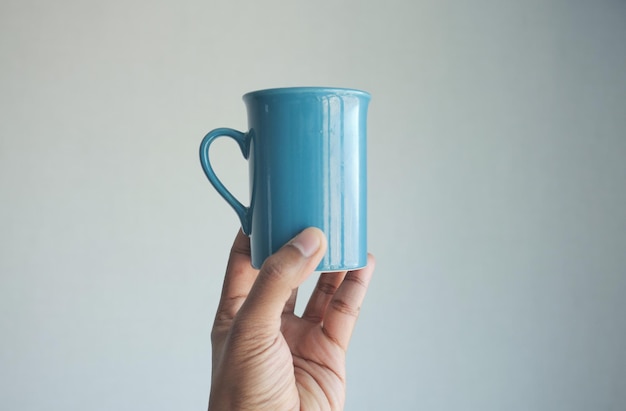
left=200, top=87, right=370, bottom=271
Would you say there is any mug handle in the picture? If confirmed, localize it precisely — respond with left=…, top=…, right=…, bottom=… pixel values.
left=199, top=127, right=252, bottom=235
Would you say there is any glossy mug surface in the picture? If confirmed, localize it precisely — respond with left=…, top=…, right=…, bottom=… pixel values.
left=199, top=87, right=370, bottom=271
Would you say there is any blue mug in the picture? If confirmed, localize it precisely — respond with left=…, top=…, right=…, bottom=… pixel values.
left=199, top=87, right=370, bottom=271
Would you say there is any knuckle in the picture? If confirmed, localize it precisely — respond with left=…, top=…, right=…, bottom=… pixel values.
left=261, top=255, right=289, bottom=281
left=331, top=298, right=360, bottom=317
left=344, top=272, right=368, bottom=288
left=317, top=281, right=338, bottom=295
left=213, top=295, right=247, bottom=323
left=211, top=322, right=230, bottom=344
left=302, top=313, right=324, bottom=323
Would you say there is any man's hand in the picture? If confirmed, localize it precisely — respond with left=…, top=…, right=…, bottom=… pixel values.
left=209, top=227, right=375, bottom=411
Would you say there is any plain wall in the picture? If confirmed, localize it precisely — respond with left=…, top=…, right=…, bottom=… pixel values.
left=1, top=0, right=625, bottom=410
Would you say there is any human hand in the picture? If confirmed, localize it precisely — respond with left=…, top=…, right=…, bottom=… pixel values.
left=208, top=227, right=375, bottom=411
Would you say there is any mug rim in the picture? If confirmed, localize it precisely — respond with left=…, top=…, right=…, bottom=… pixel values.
left=243, top=86, right=371, bottom=100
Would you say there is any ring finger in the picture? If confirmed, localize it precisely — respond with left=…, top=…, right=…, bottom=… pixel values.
left=301, top=271, right=347, bottom=323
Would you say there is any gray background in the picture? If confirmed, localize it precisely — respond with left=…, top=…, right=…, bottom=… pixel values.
left=1, top=0, right=625, bottom=410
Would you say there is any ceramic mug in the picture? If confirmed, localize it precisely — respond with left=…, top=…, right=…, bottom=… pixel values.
left=199, top=87, right=370, bottom=271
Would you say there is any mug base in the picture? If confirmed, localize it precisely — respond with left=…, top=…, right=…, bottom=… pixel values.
left=250, top=263, right=368, bottom=273
left=314, top=263, right=368, bottom=273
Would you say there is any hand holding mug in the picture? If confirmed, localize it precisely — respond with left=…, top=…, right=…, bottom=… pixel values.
left=209, top=227, right=375, bottom=410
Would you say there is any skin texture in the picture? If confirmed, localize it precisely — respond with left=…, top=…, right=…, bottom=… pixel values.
left=208, top=227, right=375, bottom=411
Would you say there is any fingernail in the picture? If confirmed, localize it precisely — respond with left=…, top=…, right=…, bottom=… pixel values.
left=290, top=228, right=321, bottom=258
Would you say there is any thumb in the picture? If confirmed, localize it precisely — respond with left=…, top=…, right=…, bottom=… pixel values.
left=237, top=227, right=327, bottom=328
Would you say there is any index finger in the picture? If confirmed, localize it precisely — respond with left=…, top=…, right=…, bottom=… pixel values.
left=215, top=229, right=260, bottom=321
